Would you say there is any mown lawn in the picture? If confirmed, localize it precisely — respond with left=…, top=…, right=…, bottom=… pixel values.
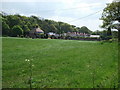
left=2, top=37, right=118, bottom=88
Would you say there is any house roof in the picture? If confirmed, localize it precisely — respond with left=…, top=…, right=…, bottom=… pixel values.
left=35, top=28, right=44, bottom=33
left=30, top=27, right=44, bottom=33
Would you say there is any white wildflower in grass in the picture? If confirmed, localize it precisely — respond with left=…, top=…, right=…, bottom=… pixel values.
left=25, top=59, right=28, bottom=62
left=32, top=65, right=34, bottom=67
left=24, top=58, right=34, bottom=88
left=25, top=59, right=30, bottom=62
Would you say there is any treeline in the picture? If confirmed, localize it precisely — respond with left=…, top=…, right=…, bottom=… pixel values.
left=1, top=12, right=118, bottom=40
left=1, top=12, right=92, bottom=37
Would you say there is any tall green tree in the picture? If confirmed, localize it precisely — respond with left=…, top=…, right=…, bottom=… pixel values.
left=12, top=25, right=23, bottom=37
left=2, top=21, right=10, bottom=36
left=49, top=24, right=58, bottom=33
left=22, top=25, right=30, bottom=36
left=91, top=30, right=102, bottom=35
left=100, top=1, right=120, bottom=41
left=2, top=22, right=10, bottom=36
left=7, top=15, right=22, bottom=28
left=80, top=26, right=92, bottom=34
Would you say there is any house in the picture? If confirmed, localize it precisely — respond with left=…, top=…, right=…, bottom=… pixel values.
left=47, top=32, right=61, bottom=39
left=66, top=32, right=90, bottom=37
left=29, top=26, right=44, bottom=38
left=90, top=35, right=100, bottom=38
left=66, top=32, right=77, bottom=37
left=47, top=32, right=56, bottom=36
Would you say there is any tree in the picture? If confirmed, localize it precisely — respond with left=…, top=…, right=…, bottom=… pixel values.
left=100, top=1, right=120, bottom=41
left=112, top=31, right=118, bottom=38
left=100, top=30, right=108, bottom=40
left=7, top=15, right=22, bottom=28
left=22, top=25, right=30, bottom=36
left=12, top=25, right=23, bottom=37
left=107, top=27, right=112, bottom=39
left=49, top=24, right=58, bottom=33
left=92, top=30, right=102, bottom=35
left=2, top=21, right=10, bottom=36
left=80, top=26, right=92, bottom=34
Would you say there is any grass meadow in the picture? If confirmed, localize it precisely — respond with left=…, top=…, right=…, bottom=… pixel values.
left=2, top=37, right=118, bottom=88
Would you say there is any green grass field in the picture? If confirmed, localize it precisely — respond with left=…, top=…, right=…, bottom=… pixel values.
left=2, top=37, right=118, bottom=88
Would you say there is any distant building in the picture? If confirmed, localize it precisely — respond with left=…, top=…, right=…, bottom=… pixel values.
left=90, top=35, right=100, bottom=38
left=66, top=32, right=76, bottom=37
left=66, top=32, right=90, bottom=37
left=47, top=32, right=60, bottom=39
left=47, top=32, right=56, bottom=36
left=29, top=26, right=44, bottom=38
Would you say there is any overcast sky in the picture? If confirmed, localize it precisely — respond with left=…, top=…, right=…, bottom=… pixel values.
left=1, top=0, right=113, bottom=31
